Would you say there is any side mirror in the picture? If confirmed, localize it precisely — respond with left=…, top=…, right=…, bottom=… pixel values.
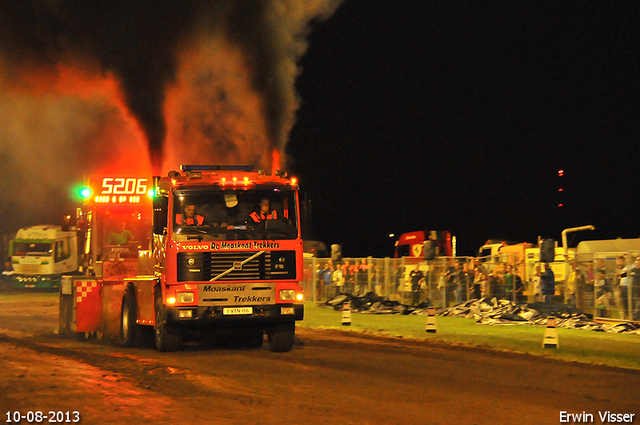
left=153, top=195, right=168, bottom=235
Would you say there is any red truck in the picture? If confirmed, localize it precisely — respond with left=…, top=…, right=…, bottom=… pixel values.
left=394, top=230, right=454, bottom=259
left=60, top=165, right=304, bottom=352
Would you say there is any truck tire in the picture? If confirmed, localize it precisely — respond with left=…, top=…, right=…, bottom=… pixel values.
left=120, top=287, right=139, bottom=347
left=267, top=322, right=295, bottom=352
left=154, top=297, right=181, bottom=352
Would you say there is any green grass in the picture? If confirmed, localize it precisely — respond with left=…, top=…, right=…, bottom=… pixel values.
left=301, top=302, right=640, bottom=370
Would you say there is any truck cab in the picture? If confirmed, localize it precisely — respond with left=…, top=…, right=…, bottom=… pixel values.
left=10, top=225, right=78, bottom=289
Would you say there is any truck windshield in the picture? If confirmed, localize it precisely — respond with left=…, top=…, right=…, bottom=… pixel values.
left=13, top=242, right=53, bottom=256
left=173, top=186, right=299, bottom=241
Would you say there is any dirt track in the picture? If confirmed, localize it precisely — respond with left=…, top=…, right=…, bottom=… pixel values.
left=0, top=294, right=638, bottom=425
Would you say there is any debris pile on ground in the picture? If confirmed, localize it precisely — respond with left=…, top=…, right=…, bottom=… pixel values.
left=320, top=292, right=432, bottom=315
left=321, top=294, right=640, bottom=334
left=441, top=298, right=640, bottom=334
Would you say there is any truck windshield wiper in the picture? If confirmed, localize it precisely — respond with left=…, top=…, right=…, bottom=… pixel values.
left=180, top=227, right=220, bottom=238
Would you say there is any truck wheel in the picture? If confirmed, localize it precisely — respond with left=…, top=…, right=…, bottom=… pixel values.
left=267, top=323, right=295, bottom=352
left=120, top=287, right=138, bottom=347
left=154, top=297, right=181, bottom=352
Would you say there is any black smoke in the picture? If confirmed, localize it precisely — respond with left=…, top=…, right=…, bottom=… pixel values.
left=0, top=0, right=344, bottom=241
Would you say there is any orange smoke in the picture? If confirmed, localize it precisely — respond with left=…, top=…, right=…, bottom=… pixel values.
left=163, top=37, right=273, bottom=172
left=271, top=149, right=281, bottom=175
left=0, top=61, right=152, bottom=177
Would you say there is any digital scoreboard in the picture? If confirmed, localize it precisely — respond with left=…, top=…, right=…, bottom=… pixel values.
left=90, top=177, right=152, bottom=204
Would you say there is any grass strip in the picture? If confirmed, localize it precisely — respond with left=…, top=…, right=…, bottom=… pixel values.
left=301, top=302, right=640, bottom=370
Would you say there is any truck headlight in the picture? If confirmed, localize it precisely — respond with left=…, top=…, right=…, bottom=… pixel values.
left=177, top=292, right=194, bottom=303
left=279, top=289, right=295, bottom=300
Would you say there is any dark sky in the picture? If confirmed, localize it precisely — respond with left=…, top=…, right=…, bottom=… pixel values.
left=0, top=0, right=638, bottom=260
left=288, top=0, right=640, bottom=257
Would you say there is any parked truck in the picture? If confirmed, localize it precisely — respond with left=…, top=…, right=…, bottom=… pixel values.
left=394, top=230, right=454, bottom=259
left=9, top=224, right=80, bottom=290
left=60, top=166, right=305, bottom=352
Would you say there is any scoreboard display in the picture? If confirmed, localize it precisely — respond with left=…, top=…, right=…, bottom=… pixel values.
left=90, top=177, right=152, bottom=204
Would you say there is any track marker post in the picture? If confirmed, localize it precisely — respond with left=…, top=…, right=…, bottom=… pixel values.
left=543, top=316, right=559, bottom=349
left=425, top=307, right=437, bottom=333
left=342, top=301, right=351, bottom=326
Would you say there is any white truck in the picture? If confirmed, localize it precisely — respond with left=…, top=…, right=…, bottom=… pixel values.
left=9, top=225, right=79, bottom=290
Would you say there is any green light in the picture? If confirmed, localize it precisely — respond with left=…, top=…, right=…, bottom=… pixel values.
left=147, top=188, right=155, bottom=198
left=80, top=188, right=92, bottom=198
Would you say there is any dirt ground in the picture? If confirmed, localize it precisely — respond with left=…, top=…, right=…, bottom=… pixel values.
left=0, top=293, right=639, bottom=425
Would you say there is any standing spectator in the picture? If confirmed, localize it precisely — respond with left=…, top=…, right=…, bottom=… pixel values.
left=613, top=256, right=624, bottom=314
left=530, top=264, right=542, bottom=302
left=470, top=258, right=486, bottom=299
left=371, top=266, right=381, bottom=295
left=342, top=260, right=355, bottom=294
left=631, top=256, right=640, bottom=320
left=449, top=261, right=465, bottom=305
left=318, top=261, right=333, bottom=300
left=504, top=265, right=515, bottom=301
left=393, top=264, right=404, bottom=293
left=332, top=262, right=345, bottom=297
left=409, top=263, right=425, bottom=306
left=595, top=268, right=613, bottom=318
left=621, top=255, right=635, bottom=319
left=356, top=259, right=369, bottom=294
left=541, top=263, right=556, bottom=303
left=437, top=264, right=449, bottom=307
left=466, top=259, right=480, bottom=299
left=614, top=255, right=631, bottom=319
left=460, top=261, right=472, bottom=303
left=566, top=260, right=586, bottom=309
left=488, top=266, right=504, bottom=299
left=514, top=270, right=525, bottom=303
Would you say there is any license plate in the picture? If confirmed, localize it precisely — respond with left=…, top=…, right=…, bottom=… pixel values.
left=25, top=284, right=35, bottom=288
left=223, top=307, right=253, bottom=315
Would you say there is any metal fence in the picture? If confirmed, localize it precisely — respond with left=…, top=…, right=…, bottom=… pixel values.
left=303, top=251, right=640, bottom=321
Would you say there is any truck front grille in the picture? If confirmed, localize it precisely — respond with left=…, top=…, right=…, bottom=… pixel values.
left=177, top=251, right=296, bottom=282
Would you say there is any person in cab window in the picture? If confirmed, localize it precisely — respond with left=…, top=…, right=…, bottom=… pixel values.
left=107, top=222, right=134, bottom=245
left=250, top=198, right=277, bottom=223
left=176, top=204, right=206, bottom=226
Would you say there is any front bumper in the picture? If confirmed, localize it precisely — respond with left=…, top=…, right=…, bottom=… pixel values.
left=11, top=275, right=60, bottom=289
left=165, top=303, right=304, bottom=328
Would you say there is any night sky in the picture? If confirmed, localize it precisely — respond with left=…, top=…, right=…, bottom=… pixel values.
left=0, top=0, right=638, bottom=259
left=288, top=0, right=640, bottom=257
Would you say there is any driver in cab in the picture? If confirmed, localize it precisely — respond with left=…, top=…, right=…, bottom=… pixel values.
left=176, top=204, right=207, bottom=226
left=249, top=198, right=277, bottom=223
left=107, top=221, right=136, bottom=246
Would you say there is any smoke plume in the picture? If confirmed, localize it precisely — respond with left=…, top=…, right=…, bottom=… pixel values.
left=0, top=0, right=343, bottom=235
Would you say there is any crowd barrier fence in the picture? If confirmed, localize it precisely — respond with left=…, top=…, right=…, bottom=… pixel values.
left=303, top=252, right=640, bottom=321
